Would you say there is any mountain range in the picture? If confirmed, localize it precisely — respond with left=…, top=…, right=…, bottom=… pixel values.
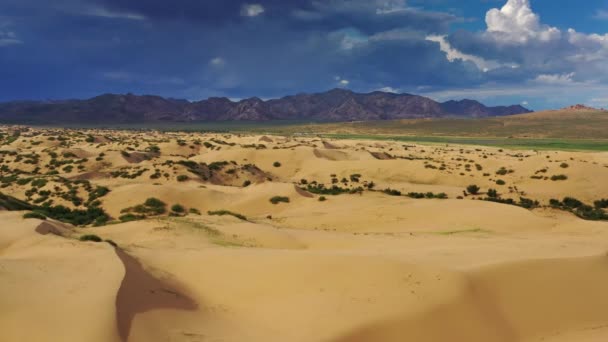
left=0, top=89, right=531, bottom=124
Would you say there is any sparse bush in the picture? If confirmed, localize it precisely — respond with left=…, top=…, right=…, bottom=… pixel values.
left=23, top=212, right=46, bottom=220
left=171, top=204, right=186, bottom=213
left=382, top=188, right=402, bottom=196
left=273, top=161, right=281, bottom=168
left=119, top=213, right=144, bottom=222
left=305, top=184, right=350, bottom=196
left=144, top=198, right=166, bottom=213
left=487, top=189, right=498, bottom=198
left=551, top=174, right=568, bottom=181
left=595, top=199, right=608, bottom=209
left=549, top=198, right=561, bottom=207
left=560, top=163, right=569, bottom=168
left=496, top=179, right=506, bottom=185
left=466, top=185, right=480, bottom=195
left=177, top=175, right=189, bottom=182
left=562, top=197, right=583, bottom=209
left=189, top=208, right=201, bottom=215
left=242, top=180, right=251, bottom=187
left=208, top=210, right=247, bottom=221
left=319, top=196, right=327, bottom=202
left=270, top=196, right=290, bottom=204
left=79, top=234, right=102, bottom=242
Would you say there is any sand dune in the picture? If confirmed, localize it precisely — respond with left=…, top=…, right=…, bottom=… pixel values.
left=1, top=126, right=608, bottom=341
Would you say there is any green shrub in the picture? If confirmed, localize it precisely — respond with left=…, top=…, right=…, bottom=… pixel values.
left=319, top=196, right=327, bottom=202
left=549, top=198, right=561, bottom=207
left=208, top=210, right=247, bottom=221
left=143, top=198, right=167, bottom=214
left=407, top=192, right=447, bottom=199
left=562, top=197, right=583, bottom=209
left=305, top=184, right=349, bottom=196
left=23, top=212, right=47, bottom=220
left=487, top=189, right=498, bottom=198
left=551, top=174, right=568, bottom=181
left=119, top=213, right=144, bottom=222
left=189, top=208, right=202, bottom=215
left=270, top=196, right=290, bottom=204
left=496, top=179, right=506, bottom=185
left=171, top=204, right=186, bottom=213
left=595, top=199, right=608, bottom=209
left=79, top=234, right=102, bottom=242
left=519, top=197, right=539, bottom=209
left=36, top=205, right=109, bottom=226
left=273, top=161, right=281, bottom=168
left=242, top=180, right=252, bottom=187
left=560, top=163, right=569, bottom=168
left=383, top=188, right=402, bottom=196
left=466, top=185, right=480, bottom=195
left=177, top=175, right=189, bottom=182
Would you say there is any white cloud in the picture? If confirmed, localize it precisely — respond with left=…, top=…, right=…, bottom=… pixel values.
left=533, top=72, right=575, bottom=85
left=240, top=4, right=265, bottom=17
left=378, top=86, right=399, bottom=93
left=427, top=35, right=504, bottom=72
left=442, top=0, right=608, bottom=86
left=375, top=0, right=408, bottom=14
left=594, top=10, right=608, bottom=20
left=0, top=30, right=21, bottom=47
left=485, top=0, right=560, bottom=44
left=209, top=57, right=226, bottom=68
left=521, top=101, right=529, bottom=106
left=86, top=7, right=146, bottom=20
left=339, top=79, right=350, bottom=85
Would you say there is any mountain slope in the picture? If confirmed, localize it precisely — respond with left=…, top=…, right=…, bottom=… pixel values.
left=0, top=89, right=531, bottom=124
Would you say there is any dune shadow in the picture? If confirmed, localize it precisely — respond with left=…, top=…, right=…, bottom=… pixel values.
left=114, top=248, right=198, bottom=342
left=34, top=221, right=68, bottom=237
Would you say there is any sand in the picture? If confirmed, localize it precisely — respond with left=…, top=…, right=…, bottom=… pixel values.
left=1, top=125, right=608, bottom=342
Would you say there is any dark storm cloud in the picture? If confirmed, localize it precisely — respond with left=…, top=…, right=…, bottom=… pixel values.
left=6, top=0, right=608, bottom=109
left=93, top=0, right=310, bottom=23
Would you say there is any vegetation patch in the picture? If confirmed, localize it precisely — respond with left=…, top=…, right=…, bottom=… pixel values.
left=79, top=234, right=103, bottom=242
left=270, top=196, right=290, bottom=204
left=208, top=210, right=247, bottom=221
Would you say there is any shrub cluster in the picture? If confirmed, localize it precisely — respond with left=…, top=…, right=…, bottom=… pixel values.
left=407, top=192, right=448, bottom=199
left=550, top=197, right=607, bottom=221
left=208, top=210, right=247, bottom=221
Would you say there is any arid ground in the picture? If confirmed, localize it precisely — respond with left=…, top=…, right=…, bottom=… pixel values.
left=1, top=124, right=608, bottom=342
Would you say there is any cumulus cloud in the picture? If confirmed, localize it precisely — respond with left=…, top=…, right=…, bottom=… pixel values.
left=446, top=0, right=608, bottom=87
left=240, top=4, right=265, bottom=17
left=485, top=0, right=560, bottom=44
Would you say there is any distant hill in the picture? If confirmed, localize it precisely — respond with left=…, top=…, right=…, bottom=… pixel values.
left=0, top=89, right=531, bottom=124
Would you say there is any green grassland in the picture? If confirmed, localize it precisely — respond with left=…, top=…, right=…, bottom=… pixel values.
left=34, top=110, right=608, bottom=151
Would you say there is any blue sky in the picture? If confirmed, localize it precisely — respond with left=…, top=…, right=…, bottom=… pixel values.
left=1, top=0, right=608, bottom=110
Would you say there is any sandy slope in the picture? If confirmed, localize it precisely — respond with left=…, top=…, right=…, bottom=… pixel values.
left=1, top=127, right=608, bottom=342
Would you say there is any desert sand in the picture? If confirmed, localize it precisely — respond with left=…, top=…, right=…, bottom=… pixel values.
left=1, top=125, right=608, bottom=342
